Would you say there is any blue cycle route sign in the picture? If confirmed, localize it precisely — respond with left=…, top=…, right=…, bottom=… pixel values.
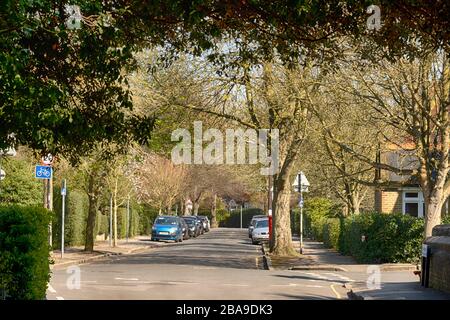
left=35, top=165, right=52, bottom=179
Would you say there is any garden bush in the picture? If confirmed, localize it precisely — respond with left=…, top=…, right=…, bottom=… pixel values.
left=219, top=208, right=264, bottom=228
left=0, top=205, right=52, bottom=300
left=53, top=188, right=88, bottom=248
left=303, top=197, right=338, bottom=241
left=338, top=213, right=424, bottom=264
left=322, top=218, right=341, bottom=250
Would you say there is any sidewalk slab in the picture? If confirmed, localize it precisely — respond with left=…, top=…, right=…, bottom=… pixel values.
left=51, top=236, right=160, bottom=269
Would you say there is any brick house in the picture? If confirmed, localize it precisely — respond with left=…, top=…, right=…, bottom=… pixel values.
left=374, top=145, right=450, bottom=218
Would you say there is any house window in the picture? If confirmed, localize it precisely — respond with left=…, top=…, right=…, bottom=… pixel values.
left=402, top=189, right=424, bottom=218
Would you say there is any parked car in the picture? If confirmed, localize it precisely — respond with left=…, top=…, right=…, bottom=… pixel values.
left=248, top=215, right=268, bottom=238
left=251, top=218, right=269, bottom=244
left=197, top=216, right=210, bottom=232
left=181, top=216, right=201, bottom=237
left=192, top=216, right=205, bottom=234
left=179, top=218, right=190, bottom=240
left=151, top=216, right=184, bottom=242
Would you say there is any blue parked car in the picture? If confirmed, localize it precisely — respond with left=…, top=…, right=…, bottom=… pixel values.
left=151, top=216, right=184, bottom=242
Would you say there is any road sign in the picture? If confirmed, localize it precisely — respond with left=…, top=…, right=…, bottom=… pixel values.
left=293, top=171, right=310, bottom=192
left=299, top=199, right=304, bottom=208
left=61, top=188, right=66, bottom=196
left=0, top=169, right=5, bottom=180
left=41, top=154, right=54, bottom=165
left=35, top=165, right=52, bottom=179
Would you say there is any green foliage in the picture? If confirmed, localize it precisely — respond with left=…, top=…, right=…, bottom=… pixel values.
left=302, top=197, right=339, bottom=241
left=0, top=157, right=42, bottom=206
left=0, top=205, right=52, bottom=300
left=219, top=208, right=264, bottom=228
left=322, top=218, right=341, bottom=250
left=53, top=188, right=89, bottom=247
left=338, top=213, right=424, bottom=264
left=443, top=215, right=450, bottom=224
left=0, top=0, right=155, bottom=161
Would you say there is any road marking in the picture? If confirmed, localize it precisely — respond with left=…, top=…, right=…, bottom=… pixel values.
left=56, top=296, right=65, bottom=300
left=305, top=285, right=324, bottom=288
left=223, top=284, right=249, bottom=287
left=330, top=284, right=341, bottom=299
left=48, top=285, right=57, bottom=293
left=324, top=272, right=355, bottom=282
left=193, top=266, right=217, bottom=270
left=114, top=277, right=139, bottom=281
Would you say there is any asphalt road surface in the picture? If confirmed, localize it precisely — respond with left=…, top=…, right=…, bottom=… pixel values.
left=47, top=228, right=351, bottom=300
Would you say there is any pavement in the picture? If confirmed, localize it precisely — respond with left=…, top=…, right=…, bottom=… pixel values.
left=46, top=229, right=450, bottom=300
left=50, top=236, right=165, bottom=269
left=265, top=237, right=450, bottom=300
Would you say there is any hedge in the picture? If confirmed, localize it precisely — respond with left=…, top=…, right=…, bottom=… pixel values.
left=0, top=205, right=52, bottom=300
left=219, top=208, right=264, bottom=228
left=53, top=188, right=89, bottom=248
left=336, top=213, right=424, bottom=264
left=322, top=218, right=341, bottom=250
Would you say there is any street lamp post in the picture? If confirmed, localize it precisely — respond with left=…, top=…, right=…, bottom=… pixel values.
left=294, top=171, right=309, bottom=255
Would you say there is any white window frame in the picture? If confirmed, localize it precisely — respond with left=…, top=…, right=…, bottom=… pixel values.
left=402, top=188, right=425, bottom=218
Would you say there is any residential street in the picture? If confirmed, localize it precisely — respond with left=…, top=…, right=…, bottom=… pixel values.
left=47, top=228, right=351, bottom=300
left=46, top=228, right=450, bottom=300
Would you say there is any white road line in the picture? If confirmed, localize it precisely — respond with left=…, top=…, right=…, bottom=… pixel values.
left=56, top=296, right=65, bottom=300
left=323, top=272, right=355, bottom=282
left=223, top=284, right=249, bottom=287
left=114, top=277, right=139, bottom=281
left=47, top=285, right=56, bottom=293
left=305, top=285, right=324, bottom=288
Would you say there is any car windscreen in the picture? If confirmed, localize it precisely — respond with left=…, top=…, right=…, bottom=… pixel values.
left=183, top=219, right=195, bottom=226
left=155, top=217, right=178, bottom=225
left=255, top=220, right=269, bottom=228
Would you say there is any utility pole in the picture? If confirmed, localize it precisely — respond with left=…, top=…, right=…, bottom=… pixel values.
left=240, top=205, right=243, bottom=229
left=61, top=179, right=66, bottom=259
left=299, top=173, right=303, bottom=254
left=109, top=194, right=112, bottom=247
left=126, top=196, right=130, bottom=243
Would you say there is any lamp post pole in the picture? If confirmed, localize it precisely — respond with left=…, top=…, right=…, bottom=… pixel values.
left=299, top=173, right=303, bottom=254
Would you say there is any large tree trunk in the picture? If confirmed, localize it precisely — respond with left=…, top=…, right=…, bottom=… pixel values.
left=211, top=193, right=218, bottom=228
left=85, top=173, right=100, bottom=252
left=270, top=168, right=297, bottom=256
left=193, top=201, right=200, bottom=215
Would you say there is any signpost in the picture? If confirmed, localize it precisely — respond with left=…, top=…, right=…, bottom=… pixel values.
left=35, top=165, right=52, bottom=179
left=35, top=164, right=53, bottom=246
left=240, top=205, right=243, bottom=229
left=0, top=169, right=5, bottom=181
left=293, top=171, right=310, bottom=254
left=61, top=180, right=67, bottom=259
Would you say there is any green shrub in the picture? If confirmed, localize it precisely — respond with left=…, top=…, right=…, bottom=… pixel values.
left=302, top=197, right=338, bottom=241
left=323, top=218, right=341, bottom=250
left=0, top=205, right=52, bottom=300
left=443, top=215, right=450, bottom=224
left=53, top=188, right=88, bottom=247
left=338, top=213, right=424, bottom=264
left=219, top=208, right=264, bottom=228
left=0, top=158, right=42, bottom=206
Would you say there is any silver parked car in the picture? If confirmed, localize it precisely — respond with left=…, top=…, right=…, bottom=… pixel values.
left=251, top=218, right=269, bottom=244
left=248, top=215, right=267, bottom=238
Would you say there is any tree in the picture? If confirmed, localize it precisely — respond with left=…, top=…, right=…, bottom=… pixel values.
left=132, top=152, right=187, bottom=215
left=323, top=53, right=449, bottom=237
left=105, top=154, right=133, bottom=247
left=0, top=148, right=42, bottom=206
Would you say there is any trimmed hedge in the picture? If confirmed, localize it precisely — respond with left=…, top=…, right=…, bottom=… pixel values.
left=53, top=188, right=89, bottom=248
left=322, top=218, right=341, bottom=250
left=219, top=208, right=264, bottom=228
left=0, top=205, right=52, bottom=300
left=338, top=213, right=424, bottom=264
